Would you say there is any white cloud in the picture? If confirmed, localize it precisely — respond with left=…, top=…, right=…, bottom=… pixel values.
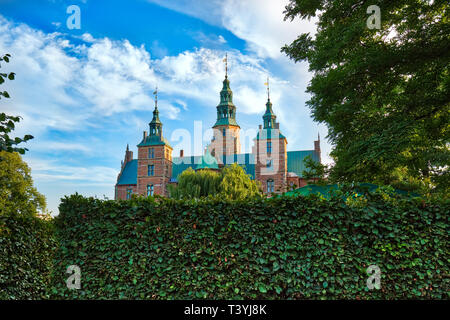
left=148, top=0, right=317, bottom=59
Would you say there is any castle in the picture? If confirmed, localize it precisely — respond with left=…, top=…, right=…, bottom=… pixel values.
left=114, top=70, right=321, bottom=200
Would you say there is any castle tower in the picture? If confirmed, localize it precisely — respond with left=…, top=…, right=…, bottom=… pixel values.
left=254, top=79, right=287, bottom=194
left=209, top=54, right=240, bottom=164
left=136, top=88, right=173, bottom=197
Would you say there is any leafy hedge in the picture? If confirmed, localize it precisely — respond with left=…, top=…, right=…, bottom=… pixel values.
left=49, top=192, right=449, bottom=299
left=0, top=212, right=56, bottom=299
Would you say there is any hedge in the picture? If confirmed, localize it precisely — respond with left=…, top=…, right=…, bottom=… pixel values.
left=0, top=212, right=56, bottom=299
left=47, top=191, right=449, bottom=299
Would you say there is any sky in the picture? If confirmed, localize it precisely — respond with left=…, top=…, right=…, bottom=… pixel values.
left=0, top=0, right=330, bottom=215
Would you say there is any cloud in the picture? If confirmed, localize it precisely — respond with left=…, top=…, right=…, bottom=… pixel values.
left=148, top=0, right=317, bottom=59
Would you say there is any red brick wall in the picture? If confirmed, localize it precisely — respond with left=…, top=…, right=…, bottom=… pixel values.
left=255, top=137, right=287, bottom=194
left=137, top=144, right=173, bottom=197
left=209, top=125, right=241, bottom=163
left=115, top=184, right=137, bottom=200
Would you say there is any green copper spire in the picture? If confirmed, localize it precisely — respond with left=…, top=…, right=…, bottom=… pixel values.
left=263, top=78, right=276, bottom=129
left=213, top=54, right=239, bottom=128
left=137, top=87, right=171, bottom=147
left=149, top=87, right=162, bottom=136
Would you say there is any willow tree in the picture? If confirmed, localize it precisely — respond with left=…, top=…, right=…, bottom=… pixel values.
left=168, top=164, right=262, bottom=200
left=282, top=0, right=449, bottom=195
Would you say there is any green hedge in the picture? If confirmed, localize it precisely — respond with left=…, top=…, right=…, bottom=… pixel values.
left=49, top=192, right=449, bottom=299
left=0, top=212, right=56, bottom=299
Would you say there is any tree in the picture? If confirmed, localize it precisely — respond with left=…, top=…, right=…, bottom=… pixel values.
left=282, top=0, right=449, bottom=195
left=0, top=151, right=46, bottom=216
left=0, top=54, right=33, bottom=154
left=168, top=164, right=262, bottom=200
left=301, top=154, right=329, bottom=185
left=168, top=167, right=221, bottom=199
left=219, top=163, right=262, bottom=200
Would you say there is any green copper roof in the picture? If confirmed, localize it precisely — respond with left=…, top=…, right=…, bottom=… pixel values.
left=150, top=106, right=161, bottom=125
left=263, top=99, right=277, bottom=129
left=116, top=160, right=138, bottom=185
left=213, top=118, right=239, bottom=127
left=137, top=134, right=171, bottom=147
left=195, top=150, right=219, bottom=170
left=287, top=150, right=319, bottom=177
left=213, top=76, right=239, bottom=128
left=117, top=150, right=321, bottom=185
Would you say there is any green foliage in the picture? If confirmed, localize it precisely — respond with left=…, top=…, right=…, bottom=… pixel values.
left=169, top=164, right=262, bottom=200
left=0, top=151, right=47, bottom=216
left=49, top=192, right=449, bottom=299
left=0, top=212, right=56, bottom=299
left=168, top=167, right=222, bottom=199
left=302, top=155, right=329, bottom=185
left=219, top=163, right=262, bottom=200
left=282, top=0, right=449, bottom=196
left=0, top=54, right=33, bottom=154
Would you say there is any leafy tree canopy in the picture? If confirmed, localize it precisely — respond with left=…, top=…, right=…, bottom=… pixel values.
left=0, top=54, right=33, bottom=154
left=0, top=150, right=46, bottom=216
left=282, top=0, right=449, bottom=195
left=168, top=163, right=262, bottom=200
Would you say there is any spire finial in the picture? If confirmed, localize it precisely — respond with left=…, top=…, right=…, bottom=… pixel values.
left=153, top=86, right=158, bottom=109
left=223, top=53, right=228, bottom=78
left=126, top=143, right=129, bottom=151
left=264, top=77, right=270, bottom=100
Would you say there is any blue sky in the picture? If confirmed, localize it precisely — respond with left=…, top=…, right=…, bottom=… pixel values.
left=0, top=0, right=330, bottom=214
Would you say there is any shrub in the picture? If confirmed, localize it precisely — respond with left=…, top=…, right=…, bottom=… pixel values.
left=49, top=192, right=449, bottom=299
left=0, top=212, right=56, bottom=299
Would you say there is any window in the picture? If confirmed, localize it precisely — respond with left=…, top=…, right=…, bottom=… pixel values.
left=267, top=180, right=274, bottom=193
left=126, top=188, right=132, bottom=199
left=267, top=141, right=272, bottom=154
left=267, top=159, right=273, bottom=171
left=147, top=184, right=154, bottom=196
left=148, top=148, right=154, bottom=159
left=148, top=165, right=154, bottom=176
left=222, top=128, right=226, bottom=137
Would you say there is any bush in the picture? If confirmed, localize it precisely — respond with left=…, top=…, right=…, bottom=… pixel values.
left=49, top=192, right=449, bottom=299
left=0, top=212, right=56, bottom=299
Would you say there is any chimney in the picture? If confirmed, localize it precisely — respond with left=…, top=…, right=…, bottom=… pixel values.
left=180, top=149, right=184, bottom=158
left=259, top=124, right=262, bottom=130
left=143, top=131, right=147, bottom=139
left=314, top=133, right=321, bottom=163
left=275, top=122, right=280, bottom=129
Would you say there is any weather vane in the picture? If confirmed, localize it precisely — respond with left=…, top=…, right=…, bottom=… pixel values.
left=223, top=53, right=228, bottom=78
left=264, top=77, right=270, bottom=100
left=153, top=86, right=158, bottom=108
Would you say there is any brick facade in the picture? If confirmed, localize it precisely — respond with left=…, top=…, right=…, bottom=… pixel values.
left=114, top=74, right=322, bottom=199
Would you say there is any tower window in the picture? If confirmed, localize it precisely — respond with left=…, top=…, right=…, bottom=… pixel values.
left=126, top=188, right=132, bottom=199
left=267, top=141, right=272, bottom=154
left=148, top=165, right=154, bottom=176
left=222, top=128, right=226, bottom=137
left=267, top=180, right=274, bottom=193
left=267, top=159, right=273, bottom=171
left=148, top=148, right=154, bottom=159
left=147, top=184, right=154, bottom=196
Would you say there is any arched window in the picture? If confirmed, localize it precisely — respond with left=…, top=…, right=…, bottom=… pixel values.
left=222, top=128, right=226, bottom=137
left=267, top=180, right=274, bottom=193
left=147, top=184, right=154, bottom=196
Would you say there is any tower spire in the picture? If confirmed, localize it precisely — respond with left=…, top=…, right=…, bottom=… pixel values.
left=223, top=53, right=228, bottom=78
left=153, top=86, right=158, bottom=109
left=265, top=77, right=270, bottom=101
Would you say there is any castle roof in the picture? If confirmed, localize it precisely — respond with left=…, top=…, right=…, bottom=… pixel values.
left=116, top=159, right=138, bottom=185
left=116, top=150, right=320, bottom=186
